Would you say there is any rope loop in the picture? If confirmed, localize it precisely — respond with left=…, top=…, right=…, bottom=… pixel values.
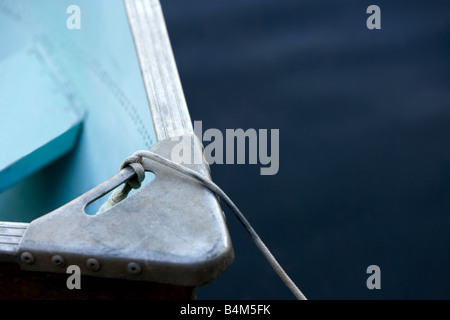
left=120, top=155, right=145, bottom=189
left=98, top=150, right=307, bottom=300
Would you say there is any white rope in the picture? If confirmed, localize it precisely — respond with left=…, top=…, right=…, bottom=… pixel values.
left=99, top=150, right=307, bottom=300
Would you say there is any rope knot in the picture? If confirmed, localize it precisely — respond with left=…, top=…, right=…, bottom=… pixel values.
left=96, top=154, right=146, bottom=214
left=120, top=155, right=145, bottom=189
left=95, top=150, right=306, bottom=300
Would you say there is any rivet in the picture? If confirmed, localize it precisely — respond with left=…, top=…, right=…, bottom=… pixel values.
left=127, top=262, right=141, bottom=275
left=86, top=258, right=100, bottom=271
left=20, top=252, right=35, bottom=265
left=51, top=255, right=65, bottom=268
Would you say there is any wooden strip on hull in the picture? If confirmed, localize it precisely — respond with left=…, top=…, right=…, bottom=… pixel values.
left=0, top=263, right=196, bottom=300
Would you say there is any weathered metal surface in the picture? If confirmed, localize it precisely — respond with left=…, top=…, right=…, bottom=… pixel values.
left=15, top=135, right=234, bottom=287
left=125, top=0, right=194, bottom=141
left=0, top=222, right=28, bottom=263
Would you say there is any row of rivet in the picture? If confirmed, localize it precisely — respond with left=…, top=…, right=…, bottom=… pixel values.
left=20, top=251, right=141, bottom=275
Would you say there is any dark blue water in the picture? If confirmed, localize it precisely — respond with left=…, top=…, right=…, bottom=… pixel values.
left=162, top=0, right=450, bottom=299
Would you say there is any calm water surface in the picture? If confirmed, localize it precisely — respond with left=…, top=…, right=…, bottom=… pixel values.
left=163, top=0, right=450, bottom=299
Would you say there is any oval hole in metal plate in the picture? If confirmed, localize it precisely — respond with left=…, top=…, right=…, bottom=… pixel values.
left=84, top=171, right=155, bottom=215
